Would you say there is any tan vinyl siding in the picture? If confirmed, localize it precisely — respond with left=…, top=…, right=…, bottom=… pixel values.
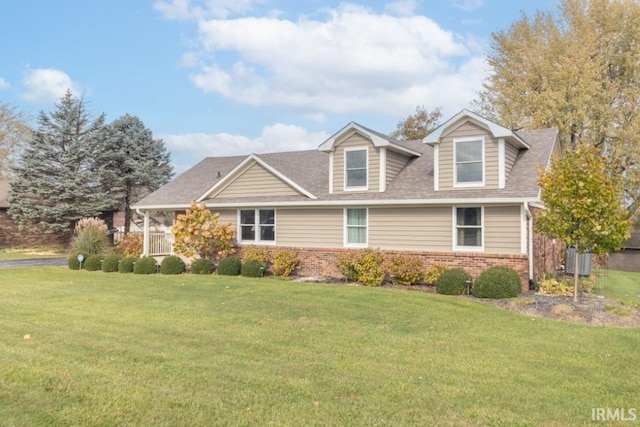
left=215, top=162, right=299, bottom=198
left=386, top=150, right=409, bottom=186
left=332, top=133, right=380, bottom=193
left=439, top=121, right=499, bottom=190
left=505, top=143, right=519, bottom=178
left=276, top=208, right=344, bottom=247
left=214, top=209, right=236, bottom=225
left=369, top=206, right=451, bottom=251
left=484, top=206, right=522, bottom=253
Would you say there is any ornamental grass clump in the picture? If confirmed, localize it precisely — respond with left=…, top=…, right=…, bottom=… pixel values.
left=436, top=268, right=472, bottom=295
left=217, top=256, right=242, bottom=276
left=133, top=257, right=157, bottom=274
left=190, top=258, right=215, bottom=275
left=472, top=266, right=521, bottom=299
left=160, top=255, right=186, bottom=275
left=71, top=217, right=110, bottom=255
left=385, top=253, right=424, bottom=285
left=101, top=254, right=122, bottom=273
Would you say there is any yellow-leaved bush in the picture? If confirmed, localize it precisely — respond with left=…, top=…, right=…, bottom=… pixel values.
left=337, top=249, right=385, bottom=287
left=385, top=253, right=424, bottom=285
left=172, top=201, right=236, bottom=260
left=272, top=250, right=299, bottom=277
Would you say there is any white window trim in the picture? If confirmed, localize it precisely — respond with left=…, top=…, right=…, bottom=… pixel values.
left=237, top=208, right=276, bottom=245
left=344, top=146, right=368, bottom=191
left=453, top=136, right=485, bottom=188
left=452, top=206, right=484, bottom=252
left=344, top=207, right=368, bottom=248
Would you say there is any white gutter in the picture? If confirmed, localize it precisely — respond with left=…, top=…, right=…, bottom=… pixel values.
left=524, top=202, right=534, bottom=283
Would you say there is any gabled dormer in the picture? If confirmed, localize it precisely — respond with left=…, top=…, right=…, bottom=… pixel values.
left=319, top=122, right=420, bottom=194
left=423, top=110, right=529, bottom=191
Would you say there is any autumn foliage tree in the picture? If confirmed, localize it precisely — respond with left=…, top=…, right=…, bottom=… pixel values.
left=391, top=105, right=442, bottom=140
left=536, top=143, right=631, bottom=301
left=172, top=202, right=236, bottom=260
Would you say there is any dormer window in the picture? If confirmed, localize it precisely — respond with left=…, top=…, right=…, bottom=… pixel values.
left=344, top=147, right=368, bottom=190
left=454, top=137, right=484, bottom=186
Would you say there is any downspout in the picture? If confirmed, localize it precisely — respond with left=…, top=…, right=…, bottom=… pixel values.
left=524, top=202, right=534, bottom=285
left=136, top=208, right=150, bottom=256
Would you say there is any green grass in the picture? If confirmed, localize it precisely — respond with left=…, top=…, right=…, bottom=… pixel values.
left=598, top=269, right=640, bottom=307
left=1, top=268, right=639, bottom=426
left=0, top=246, right=66, bottom=261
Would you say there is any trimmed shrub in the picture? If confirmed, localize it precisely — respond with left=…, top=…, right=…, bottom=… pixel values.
left=160, top=255, right=186, bottom=275
left=424, top=262, right=448, bottom=285
left=337, top=249, right=385, bottom=287
left=68, top=252, right=90, bottom=270
left=191, top=258, right=215, bottom=275
left=218, top=256, right=242, bottom=276
left=241, top=245, right=271, bottom=265
left=436, top=268, right=472, bottom=295
left=84, top=254, right=104, bottom=271
left=119, top=256, right=136, bottom=273
left=134, top=256, right=157, bottom=274
left=101, top=254, right=122, bottom=273
left=473, top=266, right=522, bottom=299
left=272, top=249, right=299, bottom=277
left=336, top=250, right=360, bottom=282
left=241, top=258, right=264, bottom=277
left=385, top=253, right=424, bottom=285
left=537, top=277, right=573, bottom=296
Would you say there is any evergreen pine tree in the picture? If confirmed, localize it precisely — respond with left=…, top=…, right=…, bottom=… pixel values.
left=104, top=114, right=173, bottom=233
left=8, top=90, right=116, bottom=238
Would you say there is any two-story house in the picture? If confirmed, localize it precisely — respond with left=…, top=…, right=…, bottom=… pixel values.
left=133, top=110, right=560, bottom=289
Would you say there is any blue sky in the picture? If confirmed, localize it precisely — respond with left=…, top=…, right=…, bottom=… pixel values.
left=1, top=0, right=559, bottom=174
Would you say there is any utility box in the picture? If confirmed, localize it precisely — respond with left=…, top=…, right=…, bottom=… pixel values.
left=565, top=246, right=592, bottom=276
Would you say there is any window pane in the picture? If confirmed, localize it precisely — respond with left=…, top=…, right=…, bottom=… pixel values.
left=240, top=210, right=255, bottom=224
left=457, top=228, right=481, bottom=247
left=346, top=150, right=366, bottom=168
left=457, top=207, right=481, bottom=226
left=347, top=226, right=366, bottom=244
left=347, top=208, right=366, bottom=226
left=260, top=225, right=275, bottom=241
left=347, top=169, right=366, bottom=187
left=241, top=225, right=255, bottom=241
left=456, top=141, right=482, bottom=162
left=260, top=209, right=275, bottom=225
left=456, top=162, right=482, bottom=183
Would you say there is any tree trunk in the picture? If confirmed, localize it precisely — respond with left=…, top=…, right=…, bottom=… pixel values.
left=124, top=192, right=131, bottom=234
left=573, top=241, right=580, bottom=302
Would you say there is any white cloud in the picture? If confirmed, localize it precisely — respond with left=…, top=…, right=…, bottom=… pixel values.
left=22, top=68, right=82, bottom=104
left=183, top=2, right=483, bottom=119
left=0, top=77, right=8, bottom=89
left=385, top=0, right=419, bottom=16
left=160, top=123, right=330, bottom=174
left=452, top=0, right=485, bottom=12
left=154, top=0, right=266, bottom=20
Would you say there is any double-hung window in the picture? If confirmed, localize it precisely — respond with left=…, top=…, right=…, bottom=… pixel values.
left=239, top=209, right=275, bottom=243
left=345, top=148, right=367, bottom=190
left=454, top=207, right=483, bottom=250
left=454, top=137, right=484, bottom=186
left=345, top=208, right=367, bottom=247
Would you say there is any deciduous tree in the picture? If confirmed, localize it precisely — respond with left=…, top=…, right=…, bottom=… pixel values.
left=536, top=143, right=631, bottom=301
left=391, top=105, right=442, bottom=140
left=477, top=0, right=640, bottom=216
left=8, top=91, right=116, bottom=238
left=0, top=102, right=31, bottom=178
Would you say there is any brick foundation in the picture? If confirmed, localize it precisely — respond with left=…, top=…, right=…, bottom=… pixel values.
left=236, top=246, right=531, bottom=292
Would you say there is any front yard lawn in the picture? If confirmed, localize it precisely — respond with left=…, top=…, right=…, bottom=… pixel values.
left=1, top=268, right=638, bottom=426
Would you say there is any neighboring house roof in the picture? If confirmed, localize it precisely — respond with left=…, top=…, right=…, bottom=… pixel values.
left=0, top=179, right=9, bottom=209
left=133, top=123, right=559, bottom=209
left=623, top=231, right=640, bottom=250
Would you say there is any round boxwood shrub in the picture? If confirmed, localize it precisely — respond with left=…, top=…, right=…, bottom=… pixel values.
left=241, top=258, right=264, bottom=277
left=133, top=256, right=157, bottom=274
left=191, top=258, right=214, bottom=275
left=217, top=256, right=242, bottom=276
left=119, top=256, right=136, bottom=273
left=68, top=252, right=90, bottom=270
left=101, top=254, right=122, bottom=273
left=472, top=265, right=522, bottom=299
left=436, top=268, right=472, bottom=295
left=160, top=255, right=186, bottom=275
left=84, top=254, right=104, bottom=271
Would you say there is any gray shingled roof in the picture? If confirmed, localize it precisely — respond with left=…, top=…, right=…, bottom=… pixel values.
left=133, top=127, right=558, bottom=209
